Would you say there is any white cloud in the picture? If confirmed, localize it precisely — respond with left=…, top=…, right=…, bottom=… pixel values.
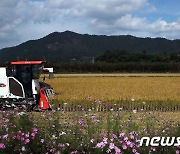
left=0, top=0, right=180, bottom=48
left=90, top=14, right=180, bottom=38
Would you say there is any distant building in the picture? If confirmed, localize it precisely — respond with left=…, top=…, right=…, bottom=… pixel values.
left=69, top=56, right=95, bottom=64
left=81, top=56, right=95, bottom=64
left=70, top=58, right=76, bottom=61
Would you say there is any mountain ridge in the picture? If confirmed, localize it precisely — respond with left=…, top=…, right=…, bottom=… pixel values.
left=0, top=30, right=180, bottom=62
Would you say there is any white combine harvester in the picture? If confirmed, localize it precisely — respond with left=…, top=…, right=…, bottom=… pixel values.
left=0, top=61, right=54, bottom=110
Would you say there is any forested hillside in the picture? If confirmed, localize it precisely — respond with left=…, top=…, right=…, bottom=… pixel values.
left=0, top=31, right=180, bottom=62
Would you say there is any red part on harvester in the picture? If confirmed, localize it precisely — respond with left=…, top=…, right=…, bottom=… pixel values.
left=11, top=61, right=45, bottom=65
left=39, top=88, right=50, bottom=110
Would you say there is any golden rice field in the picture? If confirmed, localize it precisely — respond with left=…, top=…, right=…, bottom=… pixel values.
left=44, top=73, right=180, bottom=101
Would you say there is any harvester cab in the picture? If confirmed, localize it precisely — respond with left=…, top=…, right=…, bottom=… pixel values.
left=0, top=61, right=54, bottom=110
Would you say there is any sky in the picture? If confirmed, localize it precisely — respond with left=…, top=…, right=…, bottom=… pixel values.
left=0, top=0, right=180, bottom=49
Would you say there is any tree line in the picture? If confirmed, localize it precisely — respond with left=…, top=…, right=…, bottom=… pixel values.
left=45, top=50, right=180, bottom=73
left=47, top=62, right=180, bottom=73
left=96, top=50, right=180, bottom=63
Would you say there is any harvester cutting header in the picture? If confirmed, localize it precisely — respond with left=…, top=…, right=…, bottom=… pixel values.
left=0, top=61, right=54, bottom=110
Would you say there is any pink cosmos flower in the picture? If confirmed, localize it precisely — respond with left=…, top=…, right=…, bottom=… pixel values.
left=0, top=143, right=5, bottom=149
left=133, top=110, right=137, bottom=114
left=130, top=143, right=134, bottom=148
left=91, top=115, right=95, bottom=119
left=78, top=119, right=84, bottom=125
left=122, top=143, right=127, bottom=149
left=124, top=137, right=128, bottom=141
left=129, top=134, right=135, bottom=139
left=33, top=128, right=38, bottom=133
left=21, top=146, right=26, bottom=151
left=103, top=137, right=108, bottom=144
left=127, top=141, right=131, bottom=146
left=114, top=146, right=121, bottom=154
left=4, top=119, right=9, bottom=123
left=95, top=119, right=100, bottom=123
left=31, top=133, right=35, bottom=137
left=25, top=139, right=30, bottom=144
left=22, top=146, right=26, bottom=151
left=58, top=143, right=65, bottom=148
left=2, top=134, right=8, bottom=140
left=25, top=133, right=29, bottom=138
left=112, top=134, right=117, bottom=139
left=119, top=132, right=125, bottom=137
left=96, top=142, right=106, bottom=148
left=21, top=133, right=25, bottom=136
left=132, top=149, right=137, bottom=153
left=16, top=135, right=21, bottom=140
left=12, top=135, right=16, bottom=139
left=109, top=143, right=115, bottom=149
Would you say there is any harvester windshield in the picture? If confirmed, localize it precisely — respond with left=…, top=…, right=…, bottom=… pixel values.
left=10, top=61, right=45, bottom=80
left=32, top=65, right=43, bottom=79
